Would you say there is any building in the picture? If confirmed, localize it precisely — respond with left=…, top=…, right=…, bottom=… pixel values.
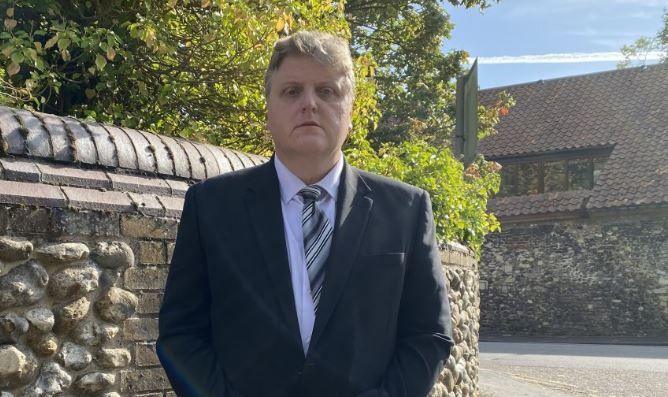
left=477, top=64, right=668, bottom=338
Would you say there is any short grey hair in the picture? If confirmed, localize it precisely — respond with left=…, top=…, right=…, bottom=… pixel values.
left=264, top=31, right=355, bottom=98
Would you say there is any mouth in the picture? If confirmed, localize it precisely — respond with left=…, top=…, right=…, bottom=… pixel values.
left=296, top=121, right=321, bottom=128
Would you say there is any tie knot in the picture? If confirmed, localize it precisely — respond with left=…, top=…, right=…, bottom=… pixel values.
left=298, top=185, right=324, bottom=202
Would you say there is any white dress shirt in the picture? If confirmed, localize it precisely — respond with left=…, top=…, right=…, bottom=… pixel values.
left=274, top=153, right=343, bottom=354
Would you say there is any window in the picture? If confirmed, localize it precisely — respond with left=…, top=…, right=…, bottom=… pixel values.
left=495, top=150, right=610, bottom=197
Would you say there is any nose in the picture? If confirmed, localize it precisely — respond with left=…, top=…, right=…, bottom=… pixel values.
left=300, top=88, right=318, bottom=113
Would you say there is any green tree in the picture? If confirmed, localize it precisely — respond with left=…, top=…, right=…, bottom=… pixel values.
left=618, top=10, right=667, bottom=68
left=344, top=0, right=500, bottom=146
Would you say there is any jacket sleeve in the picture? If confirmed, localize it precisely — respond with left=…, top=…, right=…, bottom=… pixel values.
left=357, top=190, right=454, bottom=397
left=156, top=183, right=241, bottom=397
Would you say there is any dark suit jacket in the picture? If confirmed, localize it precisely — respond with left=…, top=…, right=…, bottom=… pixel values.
left=157, top=157, right=453, bottom=397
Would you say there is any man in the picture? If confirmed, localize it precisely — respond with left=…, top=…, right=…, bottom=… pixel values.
left=157, top=31, right=453, bottom=397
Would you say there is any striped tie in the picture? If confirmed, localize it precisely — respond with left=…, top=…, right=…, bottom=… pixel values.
left=299, top=185, right=333, bottom=313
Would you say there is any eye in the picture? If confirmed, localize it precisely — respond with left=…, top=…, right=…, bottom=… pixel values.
left=319, top=86, right=336, bottom=97
left=284, top=87, right=300, bottom=97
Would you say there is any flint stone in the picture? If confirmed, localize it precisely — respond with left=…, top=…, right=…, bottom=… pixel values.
left=54, top=297, right=90, bottom=333
left=0, top=236, right=33, bottom=262
left=0, top=345, right=38, bottom=388
left=26, top=331, right=58, bottom=357
left=0, top=312, right=29, bottom=343
left=34, top=242, right=89, bottom=266
left=428, top=383, right=447, bottom=397
left=74, top=371, right=115, bottom=393
left=101, top=393, right=121, bottom=397
left=95, top=288, right=138, bottom=323
left=23, top=361, right=72, bottom=396
left=25, top=308, right=54, bottom=332
left=0, top=261, right=48, bottom=310
left=57, top=341, right=92, bottom=370
left=72, top=319, right=119, bottom=346
left=96, top=348, right=131, bottom=368
left=91, top=241, right=134, bottom=269
left=48, top=263, right=100, bottom=302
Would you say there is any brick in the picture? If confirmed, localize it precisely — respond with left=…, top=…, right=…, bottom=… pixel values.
left=128, top=192, right=165, bottom=217
left=106, top=124, right=138, bottom=170
left=0, top=106, right=26, bottom=155
left=192, top=142, right=220, bottom=178
left=0, top=157, right=41, bottom=182
left=121, top=215, right=178, bottom=240
left=163, top=179, right=189, bottom=198
left=37, top=112, right=72, bottom=162
left=120, top=368, right=170, bottom=393
left=123, top=317, right=158, bottom=341
left=107, top=173, right=171, bottom=196
left=61, top=116, right=98, bottom=165
left=156, top=196, right=184, bottom=218
left=219, top=147, right=244, bottom=171
left=0, top=179, right=67, bottom=207
left=125, top=265, right=169, bottom=290
left=136, top=292, right=163, bottom=315
left=139, top=241, right=165, bottom=264
left=62, top=186, right=134, bottom=212
left=233, top=150, right=255, bottom=168
left=52, top=207, right=120, bottom=236
left=15, top=109, right=51, bottom=158
left=135, top=342, right=160, bottom=367
left=36, top=162, right=111, bottom=189
left=176, top=138, right=206, bottom=180
left=84, top=121, right=116, bottom=167
left=159, top=135, right=190, bottom=179
left=206, top=145, right=233, bottom=175
left=137, top=129, right=174, bottom=176
left=122, top=127, right=156, bottom=173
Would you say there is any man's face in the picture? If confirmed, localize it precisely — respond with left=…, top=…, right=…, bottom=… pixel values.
left=267, top=55, right=352, bottom=163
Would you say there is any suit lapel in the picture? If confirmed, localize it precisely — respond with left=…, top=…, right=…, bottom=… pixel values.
left=309, top=162, right=373, bottom=350
left=244, top=158, right=301, bottom=342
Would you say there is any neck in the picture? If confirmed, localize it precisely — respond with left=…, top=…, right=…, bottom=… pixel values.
left=275, top=151, right=340, bottom=185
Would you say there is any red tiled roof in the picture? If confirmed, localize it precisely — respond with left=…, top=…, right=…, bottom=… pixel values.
left=479, top=64, right=668, bottom=216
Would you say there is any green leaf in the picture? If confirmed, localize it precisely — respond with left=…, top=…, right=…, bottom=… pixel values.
left=44, top=36, right=58, bottom=49
left=1, top=45, right=13, bottom=58
left=7, top=61, right=19, bottom=76
left=57, top=38, right=71, bottom=51
left=10, top=51, right=24, bottom=64
left=95, top=54, right=107, bottom=70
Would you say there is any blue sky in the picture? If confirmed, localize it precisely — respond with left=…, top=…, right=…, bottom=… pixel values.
left=442, top=0, right=666, bottom=88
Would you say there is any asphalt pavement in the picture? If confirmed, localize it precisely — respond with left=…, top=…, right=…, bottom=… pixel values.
left=478, top=341, right=668, bottom=397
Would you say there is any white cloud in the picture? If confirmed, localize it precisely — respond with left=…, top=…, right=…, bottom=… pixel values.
left=476, top=51, right=664, bottom=64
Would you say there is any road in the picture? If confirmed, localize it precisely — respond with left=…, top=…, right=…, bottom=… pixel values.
left=478, top=341, right=668, bottom=397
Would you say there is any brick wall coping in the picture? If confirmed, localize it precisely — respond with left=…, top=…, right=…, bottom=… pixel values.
left=0, top=106, right=267, bottom=180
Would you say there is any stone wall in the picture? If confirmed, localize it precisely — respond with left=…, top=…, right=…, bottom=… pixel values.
left=479, top=209, right=668, bottom=338
left=0, top=205, right=481, bottom=397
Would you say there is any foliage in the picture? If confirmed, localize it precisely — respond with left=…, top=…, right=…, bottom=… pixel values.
left=0, top=0, right=508, bottom=253
left=618, top=10, right=667, bottom=68
left=347, top=139, right=501, bottom=254
left=0, top=0, right=352, bottom=151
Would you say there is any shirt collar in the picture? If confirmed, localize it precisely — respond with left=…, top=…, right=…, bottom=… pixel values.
left=274, top=152, right=344, bottom=204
